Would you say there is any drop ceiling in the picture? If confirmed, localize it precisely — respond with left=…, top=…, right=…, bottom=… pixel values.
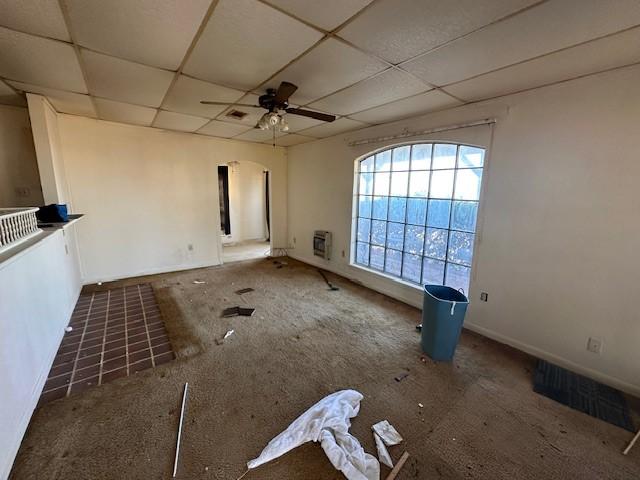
left=0, top=0, right=638, bottom=146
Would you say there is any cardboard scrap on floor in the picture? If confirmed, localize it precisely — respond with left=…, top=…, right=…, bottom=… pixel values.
left=235, top=287, right=254, bottom=295
left=222, top=306, right=256, bottom=318
left=373, top=432, right=393, bottom=468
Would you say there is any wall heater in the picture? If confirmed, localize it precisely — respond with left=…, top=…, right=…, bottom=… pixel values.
left=313, top=231, right=332, bottom=260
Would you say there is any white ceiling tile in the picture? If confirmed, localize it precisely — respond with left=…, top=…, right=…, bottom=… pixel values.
left=82, top=50, right=174, bottom=107
left=264, top=133, right=314, bottom=146
left=0, top=27, right=87, bottom=92
left=338, top=0, right=538, bottom=64
left=349, top=90, right=462, bottom=124
left=0, top=80, right=26, bottom=106
left=94, top=97, right=157, bottom=126
left=283, top=111, right=325, bottom=132
left=153, top=110, right=209, bottom=132
left=402, top=0, right=640, bottom=87
left=262, top=38, right=387, bottom=105
left=297, top=117, right=367, bottom=138
left=8, top=80, right=96, bottom=116
left=197, top=120, right=252, bottom=138
left=264, top=0, right=372, bottom=31
left=234, top=128, right=280, bottom=143
left=163, top=75, right=244, bottom=118
left=0, top=0, right=70, bottom=41
left=65, top=0, right=211, bottom=70
left=308, top=68, right=427, bottom=115
left=184, top=0, right=323, bottom=90
left=445, top=27, right=640, bottom=102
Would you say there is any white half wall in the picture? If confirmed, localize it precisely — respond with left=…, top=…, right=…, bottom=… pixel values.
left=0, top=224, right=82, bottom=480
left=287, top=64, right=640, bottom=396
left=223, top=160, right=268, bottom=244
left=0, top=105, right=43, bottom=207
left=55, top=115, right=287, bottom=284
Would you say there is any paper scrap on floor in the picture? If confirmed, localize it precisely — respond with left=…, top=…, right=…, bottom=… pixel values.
left=373, top=432, right=393, bottom=468
left=372, top=420, right=403, bottom=446
left=247, top=389, right=380, bottom=480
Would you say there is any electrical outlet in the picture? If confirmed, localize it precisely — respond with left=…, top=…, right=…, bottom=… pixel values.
left=480, top=292, right=488, bottom=302
left=187, top=244, right=194, bottom=251
left=587, top=337, right=603, bottom=354
left=341, top=250, right=345, bottom=258
left=293, top=236, right=296, bottom=244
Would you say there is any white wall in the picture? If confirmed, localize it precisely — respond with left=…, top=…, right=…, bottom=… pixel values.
left=55, top=115, right=287, bottom=284
left=26, top=95, right=70, bottom=206
left=0, top=105, right=43, bottom=207
left=287, top=64, right=640, bottom=396
left=0, top=225, right=82, bottom=480
left=223, top=160, right=267, bottom=244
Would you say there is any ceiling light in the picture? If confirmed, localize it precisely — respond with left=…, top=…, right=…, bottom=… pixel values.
left=258, top=111, right=289, bottom=132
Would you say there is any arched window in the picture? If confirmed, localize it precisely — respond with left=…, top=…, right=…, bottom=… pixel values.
left=353, top=143, right=485, bottom=293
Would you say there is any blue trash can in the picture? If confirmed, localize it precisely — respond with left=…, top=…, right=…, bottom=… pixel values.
left=421, top=285, right=469, bottom=361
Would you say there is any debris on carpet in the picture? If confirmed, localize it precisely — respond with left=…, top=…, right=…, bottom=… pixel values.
left=235, top=287, right=255, bottom=295
left=318, top=269, right=339, bottom=291
left=245, top=389, right=380, bottom=480
left=385, top=452, right=409, bottom=480
left=173, top=383, right=189, bottom=478
left=193, top=280, right=206, bottom=284
left=374, top=432, right=393, bottom=468
left=222, top=306, right=256, bottom=318
left=394, top=373, right=409, bottom=383
left=372, top=420, right=403, bottom=447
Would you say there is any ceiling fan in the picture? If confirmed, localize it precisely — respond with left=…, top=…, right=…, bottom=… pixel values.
left=200, top=81, right=335, bottom=132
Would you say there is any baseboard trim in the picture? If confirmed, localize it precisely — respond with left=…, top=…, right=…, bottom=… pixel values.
left=81, top=260, right=221, bottom=285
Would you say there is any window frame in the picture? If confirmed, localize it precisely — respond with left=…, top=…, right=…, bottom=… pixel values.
left=350, top=141, right=486, bottom=294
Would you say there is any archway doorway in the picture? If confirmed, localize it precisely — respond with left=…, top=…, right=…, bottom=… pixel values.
left=218, top=160, right=271, bottom=263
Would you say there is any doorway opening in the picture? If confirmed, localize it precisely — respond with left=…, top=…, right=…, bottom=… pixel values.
left=218, top=161, right=271, bottom=263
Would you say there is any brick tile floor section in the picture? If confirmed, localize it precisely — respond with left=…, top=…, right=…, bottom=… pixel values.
left=38, top=284, right=175, bottom=406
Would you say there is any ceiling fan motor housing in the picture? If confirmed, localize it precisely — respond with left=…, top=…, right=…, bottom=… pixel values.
left=259, top=89, right=287, bottom=112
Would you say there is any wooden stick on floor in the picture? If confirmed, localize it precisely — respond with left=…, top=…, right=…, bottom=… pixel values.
left=385, top=451, right=410, bottom=480
left=623, top=429, right=640, bottom=455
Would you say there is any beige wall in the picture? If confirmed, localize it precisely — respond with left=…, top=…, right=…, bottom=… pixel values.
left=223, top=160, right=268, bottom=244
left=55, top=115, right=287, bottom=284
left=287, top=64, right=640, bottom=396
left=0, top=105, right=43, bottom=207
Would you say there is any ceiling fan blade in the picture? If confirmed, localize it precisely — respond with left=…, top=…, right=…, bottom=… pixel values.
left=285, top=108, right=336, bottom=123
left=200, top=101, right=259, bottom=107
left=274, top=81, right=298, bottom=104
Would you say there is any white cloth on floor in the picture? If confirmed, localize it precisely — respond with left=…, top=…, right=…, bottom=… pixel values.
left=247, top=389, right=380, bottom=480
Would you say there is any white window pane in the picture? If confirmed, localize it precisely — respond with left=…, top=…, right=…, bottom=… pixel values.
left=384, top=248, right=402, bottom=276
left=372, top=196, right=388, bottom=220
left=424, top=227, right=447, bottom=260
left=411, top=144, right=432, bottom=170
left=402, top=253, right=422, bottom=283
left=356, top=242, right=369, bottom=265
left=357, top=218, right=371, bottom=242
left=388, top=197, right=406, bottom=222
left=458, top=146, right=484, bottom=168
left=445, top=263, right=470, bottom=294
left=359, top=172, right=373, bottom=195
left=360, top=156, right=374, bottom=172
left=374, top=172, right=390, bottom=195
left=390, top=171, right=408, bottom=196
left=451, top=201, right=478, bottom=232
left=375, top=150, right=391, bottom=171
left=423, top=258, right=445, bottom=285
left=454, top=168, right=482, bottom=200
left=370, top=245, right=385, bottom=270
left=432, top=144, right=457, bottom=169
left=447, top=231, right=474, bottom=266
left=386, top=222, right=404, bottom=250
left=358, top=196, right=372, bottom=218
left=429, top=170, right=454, bottom=199
left=404, top=225, right=424, bottom=255
left=426, top=199, right=451, bottom=229
left=409, top=170, right=429, bottom=197
left=371, top=220, right=386, bottom=246
left=392, top=146, right=411, bottom=171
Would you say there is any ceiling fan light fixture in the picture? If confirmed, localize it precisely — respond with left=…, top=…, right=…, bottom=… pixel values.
left=258, top=113, right=270, bottom=130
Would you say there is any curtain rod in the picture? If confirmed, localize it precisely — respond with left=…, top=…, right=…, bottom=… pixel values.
left=347, top=118, right=497, bottom=147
